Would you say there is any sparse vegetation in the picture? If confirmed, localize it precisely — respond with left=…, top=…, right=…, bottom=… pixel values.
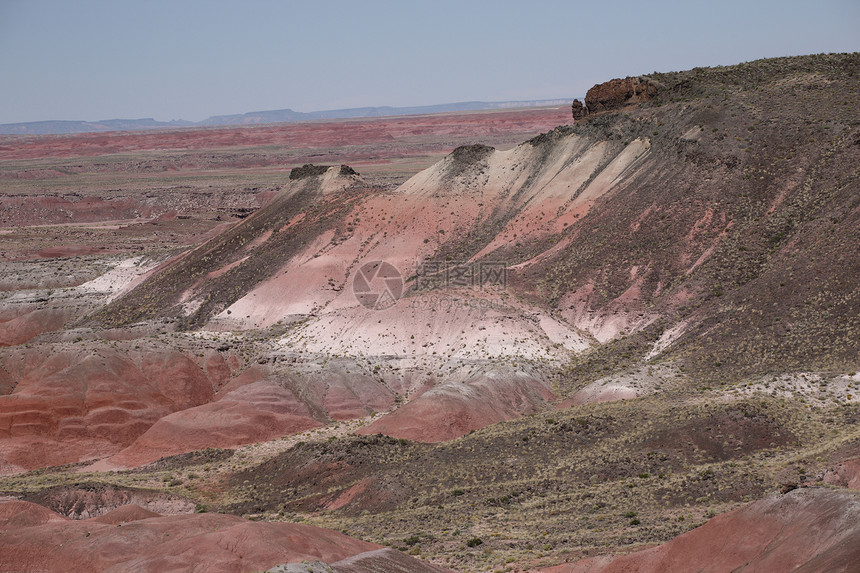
left=1, top=53, right=859, bottom=572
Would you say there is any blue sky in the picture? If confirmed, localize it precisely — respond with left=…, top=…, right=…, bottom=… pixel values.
left=1, top=0, right=858, bottom=124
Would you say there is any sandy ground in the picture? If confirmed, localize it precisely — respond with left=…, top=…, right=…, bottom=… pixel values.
left=75, top=255, right=168, bottom=302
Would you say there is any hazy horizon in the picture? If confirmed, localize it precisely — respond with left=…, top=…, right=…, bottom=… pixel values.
left=1, top=0, right=859, bottom=124
left=0, top=97, right=572, bottom=128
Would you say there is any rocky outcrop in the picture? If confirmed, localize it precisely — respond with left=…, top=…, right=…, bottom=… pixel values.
left=572, top=76, right=660, bottom=120
left=289, top=163, right=330, bottom=180
left=570, top=99, right=588, bottom=120
left=586, top=77, right=660, bottom=111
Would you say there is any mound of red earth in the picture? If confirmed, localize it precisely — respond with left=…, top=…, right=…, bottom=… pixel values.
left=89, top=503, right=161, bottom=524
left=0, top=347, right=233, bottom=473
left=0, top=500, right=449, bottom=573
left=0, top=307, right=72, bottom=347
left=823, top=457, right=860, bottom=490
left=358, top=372, right=555, bottom=442
left=0, top=336, right=401, bottom=473
left=0, top=343, right=378, bottom=473
left=546, top=488, right=860, bottom=573
left=0, top=500, right=67, bottom=528
left=100, top=380, right=322, bottom=468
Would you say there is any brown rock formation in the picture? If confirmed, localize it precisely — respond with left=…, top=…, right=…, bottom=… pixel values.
left=572, top=76, right=660, bottom=120
left=571, top=99, right=588, bottom=120
left=585, top=77, right=659, bottom=112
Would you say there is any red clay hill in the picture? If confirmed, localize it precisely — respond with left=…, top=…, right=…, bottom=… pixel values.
left=546, top=488, right=860, bottom=573
left=1, top=54, right=859, bottom=571
left=0, top=499, right=449, bottom=572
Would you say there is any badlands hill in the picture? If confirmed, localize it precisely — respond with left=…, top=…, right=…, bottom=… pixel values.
left=1, top=53, right=859, bottom=571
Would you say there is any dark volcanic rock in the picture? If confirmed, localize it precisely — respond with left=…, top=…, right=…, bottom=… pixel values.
left=450, top=143, right=494, bottom=164
left=446, top=143, right=496, bottom=179
left=289, top=164, right=330, bottom=180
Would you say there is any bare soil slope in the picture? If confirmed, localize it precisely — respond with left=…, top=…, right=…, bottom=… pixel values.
left=548, top=488, right=860, bottom=573
left=0, top=500, right=386, bottom=573
left=1, top=54, right=859, bottom=572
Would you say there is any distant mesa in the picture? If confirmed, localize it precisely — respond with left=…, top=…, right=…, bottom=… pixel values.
left=0, top=99, right=570, bottom=135
left=572, top=76, right=660, bottom=120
